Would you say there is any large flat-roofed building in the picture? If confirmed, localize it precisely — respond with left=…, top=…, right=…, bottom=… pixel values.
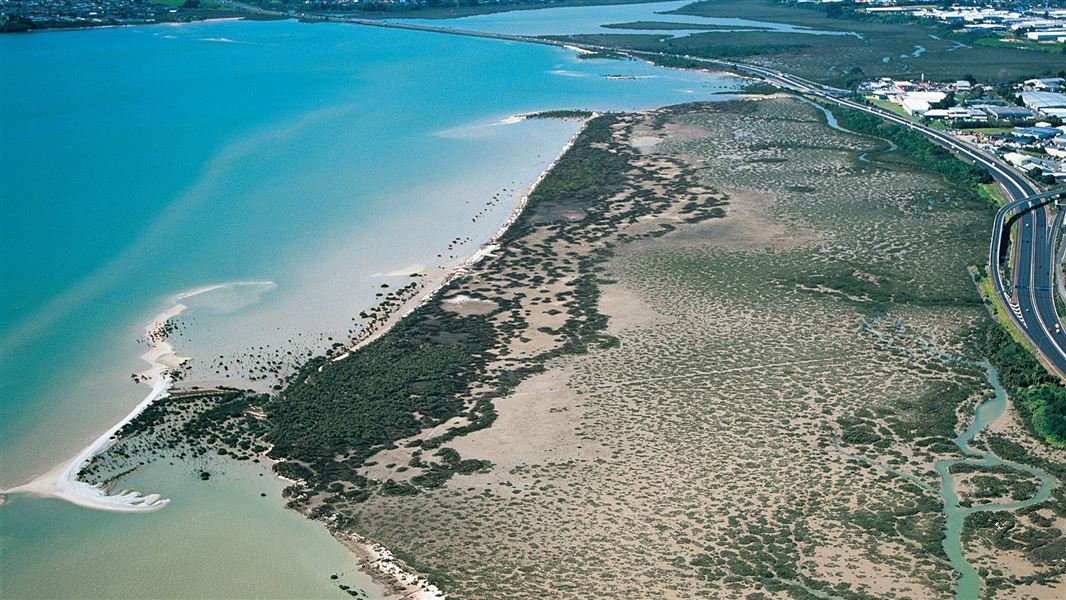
left=1022, top=92, right=1066, bottom=115
left=1025, top=78, right=1065, bottom=91
left=1026, top=30, right=1066, bottom=41
left=900, top=91, right=947, bottom=116
left=1013, top=126, right=1063, bottom=140
left=980, top=105, right=1035, bottom=120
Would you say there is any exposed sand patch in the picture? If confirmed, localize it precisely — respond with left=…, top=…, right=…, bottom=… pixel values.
left=639, top=187, right=820, bottom=253
left=440, top=294, right=498, bottom=316
left=631, top=135, right=661, bottom=150
left=446, top=366, right=602, bottom=485
left=599, top=279, right=673, bottom=334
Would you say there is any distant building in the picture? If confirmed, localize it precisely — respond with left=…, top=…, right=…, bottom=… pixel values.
left=1004, top=152, right=1042, bottom=168
left=924, top=106, right=987, bottom=121
left=1021, top=92, right=1066, bottom=118
left=1026, top=30, right=1066, bottom=42
left=900, top=91, right=947, bottom=115
left=1025, top=78, right=1065, bottom=91
left=954, top=80, right=972, bottom=93
left=1006, top=158, right=1047, bottom=178
left=964, top=97, right=1005, bottom=106
left=1048, top=143, right=1066, bottom=159
left=1012, top=126, right=1062, bottom=141
left=980, top=105, right=1035, bottom=120
left=1003, top=152, right=1063, bottom=181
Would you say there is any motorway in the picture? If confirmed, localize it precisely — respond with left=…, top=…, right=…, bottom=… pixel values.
left=216, top=5, right=1066, bottom=378
left=991, top=190, right=1066, bottom=378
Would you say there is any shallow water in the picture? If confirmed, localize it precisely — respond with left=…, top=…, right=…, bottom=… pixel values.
left=0, top=17, right=743, bottom=598
left=392, top=0, right=861, bottom=38
left=2, top=458, right=379, bottom=599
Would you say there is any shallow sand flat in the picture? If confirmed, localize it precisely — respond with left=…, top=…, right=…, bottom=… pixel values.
left=445, top=365, right=601, bottom=480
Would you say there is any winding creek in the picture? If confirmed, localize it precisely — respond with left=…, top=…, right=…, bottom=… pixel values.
left=860, top=317, right=1058, bottom=599
left=936, top=364, right=1057, bottom=600
left=801, top=96, right=898, bottom=165
left=809, top=95, right=1061, bottom=597
left=861, top=317, right=1058, bottom=598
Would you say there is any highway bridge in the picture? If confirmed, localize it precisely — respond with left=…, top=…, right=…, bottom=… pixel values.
left=218, top=5, right=1066, bottom=378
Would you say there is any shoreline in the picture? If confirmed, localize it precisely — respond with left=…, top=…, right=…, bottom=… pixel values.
left=0, top=281, right=274, bottom=511
left=2, top=16, right=261, bottom=35
left=330, top=115, right=593, bottom=364
left=334, top=529, right=446, bottom=600
left=310, top=116, right=593, bottom=599
left=1, top=0, right=667, bottom=34
left=2, top=118, right=591, bottom=594
left=0, top=305, right=185, bottom=511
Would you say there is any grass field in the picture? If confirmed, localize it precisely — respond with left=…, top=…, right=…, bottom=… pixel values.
left=978, top=182, right=1008, bottom=208
left=975, top=36, right=1066, bottom=55
left=964, top=126, right=1015, bottom=135
left=867, top=97, right=914, bottom=119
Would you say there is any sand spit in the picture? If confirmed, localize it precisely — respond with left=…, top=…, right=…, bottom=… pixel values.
left=1, top=281, right=272, bottom=512
left=441, top=108, right=594, bottom=137
left=377, top=264, right=427, bottom=278
left=172, top=279, right=276, bottom=302
left=1, top=310, right=183, bottom=511
left=563, top=44, right=595, bottom=55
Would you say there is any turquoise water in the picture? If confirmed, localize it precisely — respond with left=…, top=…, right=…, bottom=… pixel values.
left=0, top=18, right=742, bottom=598
left=0, top=19, right=740, bottom=482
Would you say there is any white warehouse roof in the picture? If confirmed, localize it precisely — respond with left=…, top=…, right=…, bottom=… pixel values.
left=1022, top=91, right=1066, bottom=111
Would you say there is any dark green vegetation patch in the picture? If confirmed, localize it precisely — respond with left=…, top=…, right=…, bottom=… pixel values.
left=90, top=112, right=729, bottom=520
left=974, top=321, right=1066, bottom=448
